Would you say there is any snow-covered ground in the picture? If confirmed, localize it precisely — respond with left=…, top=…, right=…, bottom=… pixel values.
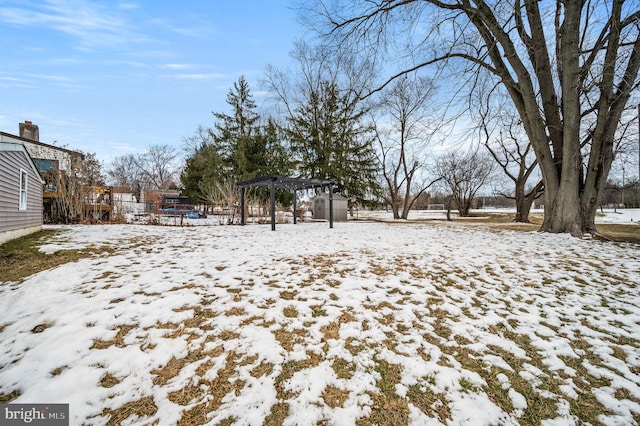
left=1, top=213, right=639, bottom=425
left=356, top=208, right=640, bottom=224
left=594, top=208, right=640, bottom=224
left=137, top=208, right=640, bottom=227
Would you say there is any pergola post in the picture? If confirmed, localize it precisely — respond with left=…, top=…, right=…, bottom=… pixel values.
left=270, top=179, right=276, bottom=231
left=293, top=190, right=297, bottom=225
left=240, top=187, right=245, bottom=226
left=329, top=185, right=334, bottom=229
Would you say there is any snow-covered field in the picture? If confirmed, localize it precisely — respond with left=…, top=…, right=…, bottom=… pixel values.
left=1, top=212, right=639, bottom=425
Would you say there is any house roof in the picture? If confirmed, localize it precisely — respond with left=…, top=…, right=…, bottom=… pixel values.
left=0, top=131, right=84, bottom=158
left=236, top=175, right=334, bottom=191
left=0, top=139, right=43, bottom=178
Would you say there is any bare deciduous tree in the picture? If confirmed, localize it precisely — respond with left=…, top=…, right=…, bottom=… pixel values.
left=137, top=144, right=179, bottom=191
left=479, top=102, right=544, bottom=223
left=108, top=154, right=144, bottom=202
left=373, top=74, right=442, bottom=219
left=108, top=145, right=179, bottom=199
left=182, top=125, right=213, bottom=158
left=49, top=152, right=106, bottom=223
left=436, top=149, right=494, bottom=218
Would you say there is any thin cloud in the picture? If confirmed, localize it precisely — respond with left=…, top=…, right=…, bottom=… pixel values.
left=25, top=73, right=73, bottom=82
left=0, top=76, right=23, bottom=83
left=163, top=73, right=227, bottom=80
left=19, top=73, right=88, bottom=90
left=159, top=64, right=198, bottom=70
left=117, top=2, right=139, bottom=11
left=104, top=59, right=150, bottom=68
left=150, top=16, right=218, bottom=38
left=253, top=90, right=272, bottom=98
left=0, top=0, right=150, bottom=50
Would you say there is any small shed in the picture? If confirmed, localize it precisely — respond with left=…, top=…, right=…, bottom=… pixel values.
left=0, top=139, right=43, bottom=244
left=313, top=193, right=348, bottom=221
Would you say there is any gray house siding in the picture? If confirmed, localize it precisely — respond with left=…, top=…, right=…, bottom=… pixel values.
left=0, top=143, right=43, bottom=244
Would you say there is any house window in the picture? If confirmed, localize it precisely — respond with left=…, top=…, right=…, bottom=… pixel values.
left=19, top=169, right=28, bottom=210
left=34, top=159, right=58, bottom=173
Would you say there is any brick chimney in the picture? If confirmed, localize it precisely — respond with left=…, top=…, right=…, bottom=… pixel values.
left=19, top=121, right=39, bottom=141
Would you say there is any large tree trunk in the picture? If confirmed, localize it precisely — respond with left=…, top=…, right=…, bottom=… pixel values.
left=540, top=185, right=583, bottom=236
left=400, top=185, right=412, bottom=220
left=389, top=192, right=401, bottom=219
left=514, top=181, right=543, bottom=223
left=532, top=2, right=586, bottom=236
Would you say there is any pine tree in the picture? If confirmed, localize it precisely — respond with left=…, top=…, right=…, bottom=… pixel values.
left=180, top=140, right=226, bottom=203
left=213, top=75, right=262, bottom=181
left=181, top=77, right=295, bottom=205
left=286, top=80, right=380, bottom=206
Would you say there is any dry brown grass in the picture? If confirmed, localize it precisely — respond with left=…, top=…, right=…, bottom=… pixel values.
left=168, top=384, right=202, bottom=406
left=280, top=290, right=297, bottom=300
left=49, top=365, right=68, bottom=377
left=428, top=212, right=640, bottom=242
left=99, top=373, right=121, bottom=388
left=283, top=306, right=299, bottom=318
left=357, top=359, right=409, bottom=426
left=91, top=324, right=137, bottom=350
left=332, top=358, right=355, bottom=380
left=406, top=383, right=451, bottom=423
left=322, top=385, right=350, bottom=408
left=250, top=361, right=273, bottom=378
left=6, top=219, right=637, bottom=424
left=595, top=223, right=640, bottom=242
left=103, top=396, right=158, bottom=425
left=262, top=402, right=289, bottom=426
left=0, top=389, right=21, bottom=403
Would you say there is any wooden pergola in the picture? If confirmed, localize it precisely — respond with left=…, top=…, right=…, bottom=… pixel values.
left=236, top=175, right=335, bottom=231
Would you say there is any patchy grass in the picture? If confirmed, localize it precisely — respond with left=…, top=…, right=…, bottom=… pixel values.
left=322, top=385, right=350, bottom=408
left=283, top=306, right=299, bottom=318
left=263, top=402, right=289, bottom=426
left=99, top=373, right=121, bottom=388
left=0, top=229, right=84, bottom=283
left=406, top=383, right=451, bottom=423
left=332, top=358, right=356, bottom=380
left=49, top=365, right=68, bottom=377
left=595, top=223, right=640, bottom=243
left=358, top=359, right=409, bottom=426
left=102, top=396, right=157, bottom=425
left=91, top=324, right=137, bottom=350
left=0, top=389, right=21, bottom=403
left=418, top=212, right=640, bottom=242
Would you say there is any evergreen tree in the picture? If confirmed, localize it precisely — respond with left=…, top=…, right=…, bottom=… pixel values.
left=180, top=140, right=226, bottom=203
left=181, top=76, right=295, bottom=205
left=262, top=117, right=294, bottom=177
left=286, top=80, right=380, bottom=206
left=213, top=75, right=263, bottom=181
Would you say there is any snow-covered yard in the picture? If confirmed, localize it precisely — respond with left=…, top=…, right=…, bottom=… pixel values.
left=1, top=213, right=639, bottom=425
